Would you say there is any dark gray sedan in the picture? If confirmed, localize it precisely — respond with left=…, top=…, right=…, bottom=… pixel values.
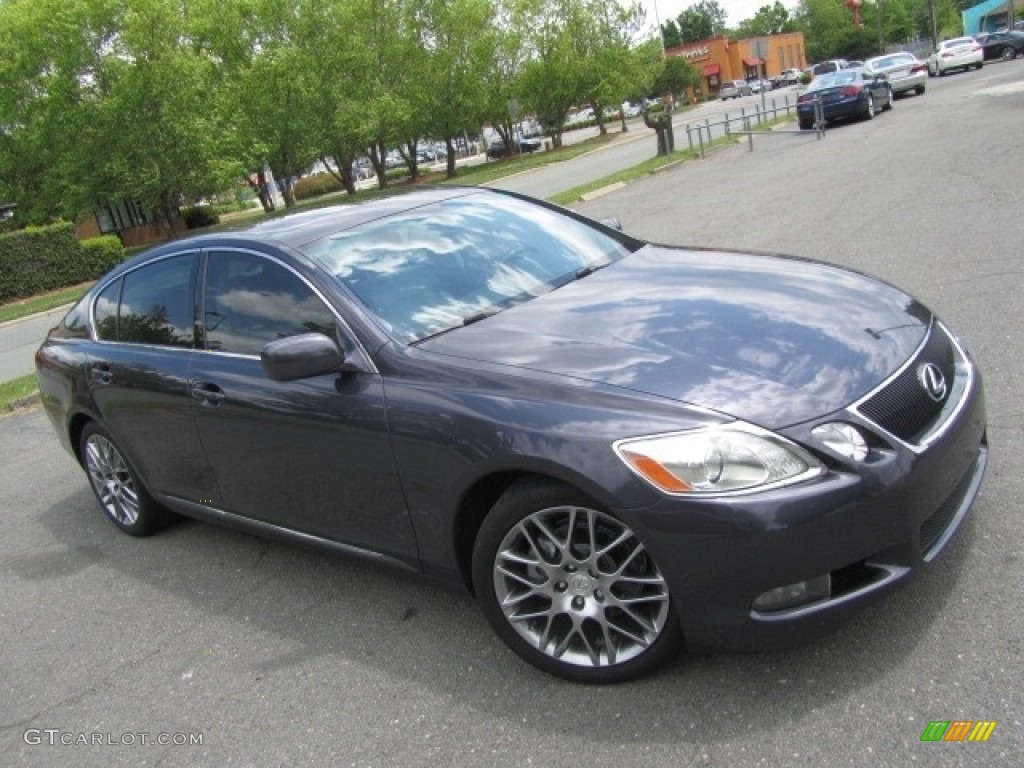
left=36, top=188, right=987, bottom=683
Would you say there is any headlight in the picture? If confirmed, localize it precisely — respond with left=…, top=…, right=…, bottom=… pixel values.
left=614, top=423, right=824, bottom=496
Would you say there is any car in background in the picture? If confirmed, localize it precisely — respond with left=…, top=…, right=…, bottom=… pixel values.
left=35, top=187, right=987, bottom=683
left=797, top=69, right=893, bottom=129
left=846, top=60, right=865, bottom=69
left=927, top=37, right=983, bottom=75
left=485, top=137, right=542, bottom=159
left=863, top=52, right=928, bottom=96
left=977, top=30, right=1024, bottom=61
left=720, top=79, right=752, bottom=99
left=778, top=68, right=803, bottom=86
left=811, top=59, right=850, bottom=76
left=747, top=78, right=772, bottom=93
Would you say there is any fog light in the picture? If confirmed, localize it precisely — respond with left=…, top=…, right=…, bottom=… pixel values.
left=752, top=574, right=832, bottom=613
left=812, top=422, right=868, bottom=461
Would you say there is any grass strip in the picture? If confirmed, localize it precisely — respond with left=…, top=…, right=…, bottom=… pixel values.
left=0, top=372, right=39, bottom=412
left=0, top=282, right=92, bottom=325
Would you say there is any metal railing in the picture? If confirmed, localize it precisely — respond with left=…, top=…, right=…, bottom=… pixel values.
left=684, top=93, right=825, bottom=157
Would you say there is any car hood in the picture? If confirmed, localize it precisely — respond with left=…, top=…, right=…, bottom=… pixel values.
left=419, top=246, right=931, bottom=429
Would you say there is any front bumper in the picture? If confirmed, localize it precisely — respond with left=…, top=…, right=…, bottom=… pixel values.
left=618, top=361, right=987, bottom=653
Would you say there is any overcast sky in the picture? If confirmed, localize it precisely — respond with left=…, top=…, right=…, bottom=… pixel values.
left=639, top=0, right=792, bottom=31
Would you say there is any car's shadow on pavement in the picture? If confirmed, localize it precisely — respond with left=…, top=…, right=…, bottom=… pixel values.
left=34, top=483, right=979, bottom=747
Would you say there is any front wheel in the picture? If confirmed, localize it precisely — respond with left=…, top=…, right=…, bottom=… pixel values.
left=472, top=479, right=682, bottom=683
left=1002, top=46, right=1016, bottom=61
left=799, top=119, right=814, bottom=130
left=882, top=89, right=893, bottom=111
left=864, top=95, right=875, bottom=119
left=80, top=423, right=173, bottom=536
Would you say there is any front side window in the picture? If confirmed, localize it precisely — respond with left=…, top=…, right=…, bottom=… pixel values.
left=92, top=254, right=195, bottom=347
left=203, top=251, right=337, bottom=356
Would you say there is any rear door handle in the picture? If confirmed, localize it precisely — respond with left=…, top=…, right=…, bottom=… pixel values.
left=190, top=382, right=225, bottom=406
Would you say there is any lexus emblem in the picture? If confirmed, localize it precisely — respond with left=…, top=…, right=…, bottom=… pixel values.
left=918, top=363, right=947, bottom=402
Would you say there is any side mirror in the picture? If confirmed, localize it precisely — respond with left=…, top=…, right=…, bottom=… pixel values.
left=260, top=332, right=353, bottom=381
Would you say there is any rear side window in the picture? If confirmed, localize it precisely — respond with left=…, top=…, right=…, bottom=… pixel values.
left=92, top=254, right=196, bottom=347
left=202, top=251, right=337, bottom=356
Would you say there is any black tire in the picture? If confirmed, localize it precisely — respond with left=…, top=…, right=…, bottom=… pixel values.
left=799, top=119, right=814, bottom=130
left=882, top=89, right=893, bottom=111
left=472, top=478, right=683, bottom=683
left=1002, top=46, right=1016, bottom=61
left=975, top=61, right=984, bottom=70
left=79, top=422, right=173, bottom=536
left=864, top=95, right=875, bottom=119
left=915, top=84, right=926, bottom=95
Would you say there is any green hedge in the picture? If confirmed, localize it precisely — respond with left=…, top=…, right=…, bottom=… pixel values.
left=0, top=223, right=126, bottom=302
left=294, top=173, right=344, bottom=201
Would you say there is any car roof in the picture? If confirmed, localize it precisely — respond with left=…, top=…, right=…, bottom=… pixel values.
left=199, top=187, right=481, bottom=250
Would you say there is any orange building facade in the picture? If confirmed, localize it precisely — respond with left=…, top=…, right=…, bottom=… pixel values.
left=665, top=32, right=807, bottom=97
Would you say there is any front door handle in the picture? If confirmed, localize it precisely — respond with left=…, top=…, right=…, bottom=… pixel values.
left=190, top=382, right=226, bottom=406
left=89, top=365, right=113, bottom=386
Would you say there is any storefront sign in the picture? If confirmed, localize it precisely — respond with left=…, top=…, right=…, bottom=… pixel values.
left=679, top=46, right=710, bottom=61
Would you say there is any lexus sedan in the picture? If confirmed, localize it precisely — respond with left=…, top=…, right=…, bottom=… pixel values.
left=863, top=52, right=928, bottom=96
left=928, top=37, right=984, bottom=76
left=797, top=69, right=894, bottom=129
left=36, top=188, right=987, bottom=683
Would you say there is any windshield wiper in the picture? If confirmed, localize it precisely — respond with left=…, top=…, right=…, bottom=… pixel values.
left=462, top=308, right=502, bottom=326
left=574, top=260, right=610, bottom=280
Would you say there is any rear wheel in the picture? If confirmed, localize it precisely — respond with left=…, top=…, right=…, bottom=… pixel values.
left=799, top=119, right=814, bottom=130
left=80, top=423, right=173, bottom=536
left=1002, top=46, right=1016, bottom=61
left=472, top=478, right=682, bottom=683
left=915, top=84, right=926, bottom=95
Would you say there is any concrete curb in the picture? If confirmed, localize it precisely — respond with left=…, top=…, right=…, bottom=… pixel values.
left=0, top=303, right=73, bottom=331
left=3, top=391, right=40, bottom=416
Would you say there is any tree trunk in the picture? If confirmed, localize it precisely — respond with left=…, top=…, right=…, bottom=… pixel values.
left=368, top=140, right=389, bottom=189
left=155, top=190, right=180, bottom=241
left=249, top=169, right=275, bottom=212
left=400, top=140, right=419, bottom=180
left=594, top=102, right=607, bottom=135
left=322, top=154, right=357, bottom=195
left=445, top=136, right=457, bottom=179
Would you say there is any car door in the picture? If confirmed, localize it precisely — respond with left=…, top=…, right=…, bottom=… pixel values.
left=88, top=251, right=219, bottom=503
left=188, top=247, right=417, bottom=562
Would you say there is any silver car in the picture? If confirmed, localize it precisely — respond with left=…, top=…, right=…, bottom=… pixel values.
left=864, top=52, right=928, bottom=96
left=927, top=37, right=983, bottom=76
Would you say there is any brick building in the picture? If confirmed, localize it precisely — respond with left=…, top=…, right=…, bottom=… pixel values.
left=666, top=32, right=807, bottom=97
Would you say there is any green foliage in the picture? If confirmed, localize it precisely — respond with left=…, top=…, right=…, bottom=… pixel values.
left=181, top=206, right=220, bottom=230
left=0, top=222, right=96, bottom=301
left=676, top=0, right=728, bottom=44
left=653, top=56, right=699, bottom=96
left=734, top=2, right=798, bottom=38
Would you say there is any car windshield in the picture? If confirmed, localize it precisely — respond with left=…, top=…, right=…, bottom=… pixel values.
left=301, top=193, right=633, bottom=342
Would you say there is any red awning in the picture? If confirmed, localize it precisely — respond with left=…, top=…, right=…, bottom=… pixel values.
left=702, top=63, right=720, bottom=76
left=742, top=56, right=760, bottom=67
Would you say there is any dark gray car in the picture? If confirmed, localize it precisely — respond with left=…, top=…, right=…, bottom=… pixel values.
left=36, top=188, right=987, bottom=683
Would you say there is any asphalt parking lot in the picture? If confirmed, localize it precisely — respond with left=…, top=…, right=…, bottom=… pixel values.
left=2, top=64, right=1023, bottom=766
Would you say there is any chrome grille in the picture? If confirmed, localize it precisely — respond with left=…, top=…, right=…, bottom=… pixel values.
left=856, top=324, right=956, bottom=445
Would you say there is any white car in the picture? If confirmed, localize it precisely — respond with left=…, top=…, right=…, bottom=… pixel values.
left=927, top=37, right=983, bottom=76
left=864, top=52, right=928, bottom=96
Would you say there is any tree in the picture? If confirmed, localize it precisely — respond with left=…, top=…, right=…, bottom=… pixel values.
left=653, top=55, right=699, bottom=98
left=734, top=2, right=797, bottom=38
left=676, top=0, right=728, bottom=44
left=418, top=0, right=496, bottom=178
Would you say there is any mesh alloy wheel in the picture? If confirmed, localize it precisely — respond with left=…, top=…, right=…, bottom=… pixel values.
left=473, top=479, right=682, bottom=682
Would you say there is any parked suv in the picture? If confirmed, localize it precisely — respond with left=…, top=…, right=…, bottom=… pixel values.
left=811, top=59, right=850, bottom=76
